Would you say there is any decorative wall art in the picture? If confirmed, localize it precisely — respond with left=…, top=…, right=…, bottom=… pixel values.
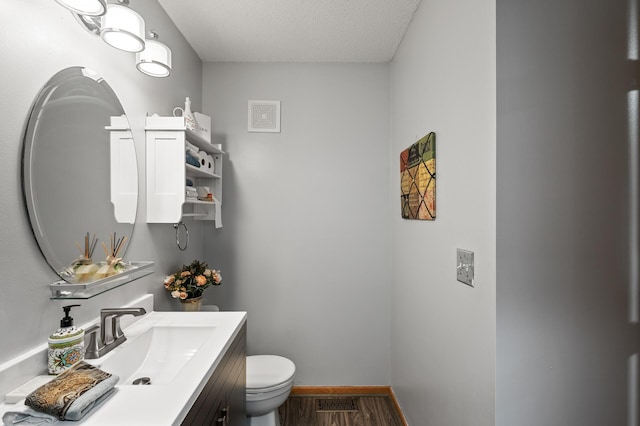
left=400, top=132, right=436, bottom=220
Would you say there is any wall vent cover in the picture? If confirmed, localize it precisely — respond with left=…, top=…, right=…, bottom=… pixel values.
left=315, top=397, right=359, bottom=412
left=248, top=100, right=280, bottom=133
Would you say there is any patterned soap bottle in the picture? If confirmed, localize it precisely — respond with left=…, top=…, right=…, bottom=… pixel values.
left=48, top=305, right=85, bottom=375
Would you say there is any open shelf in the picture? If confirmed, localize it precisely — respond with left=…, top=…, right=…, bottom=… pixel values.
left=186, top=128, right=224, bottom=155
left=50, top=261, right=154, bottom=299
left=186, top=163, right=221, bottom=179
left=185, top=199, right=216, bottom=205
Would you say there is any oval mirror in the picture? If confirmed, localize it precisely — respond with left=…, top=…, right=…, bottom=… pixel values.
left=22, top=67, right=138, bottom=282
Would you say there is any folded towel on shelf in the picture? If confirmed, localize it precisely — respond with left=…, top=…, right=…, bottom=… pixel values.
left=186, top=149, right=201, bottom=168
left=186, top=156, right=200, bottom=168
left=3, top=362, right=119, bottom=423
left=186, top=187, right=198, bottom=199
left=185, top=141, right=198, bottom=153
left=186, top=178, right=194, bottom=187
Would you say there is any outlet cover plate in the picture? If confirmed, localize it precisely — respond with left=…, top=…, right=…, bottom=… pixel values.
left=457, top=248, right=474, bottom=287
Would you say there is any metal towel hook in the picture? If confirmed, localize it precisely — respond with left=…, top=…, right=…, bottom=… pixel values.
left=173, top=222, right=189, bottom=251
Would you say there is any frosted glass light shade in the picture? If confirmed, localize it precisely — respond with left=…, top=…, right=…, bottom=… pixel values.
left=100, top=4, right=146, bottom=52
left=55, top=0, right=106, bottom=16
left=136, top=39, right=172, bottom=77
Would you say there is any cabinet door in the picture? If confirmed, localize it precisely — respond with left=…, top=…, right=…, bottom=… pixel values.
left=109, top=128, right=137, bottom=224
left=227, top=366, right=246, bottom=426
left=181, top=324, right=246, bottom=425
left=146, top=130, right=186, bottom=223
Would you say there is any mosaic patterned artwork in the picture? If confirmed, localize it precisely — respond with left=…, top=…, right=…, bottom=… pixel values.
left=400, top=132, right=436, bottom=220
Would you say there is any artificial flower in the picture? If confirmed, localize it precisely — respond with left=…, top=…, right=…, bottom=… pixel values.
left=163, top=260, right=222, bottom=299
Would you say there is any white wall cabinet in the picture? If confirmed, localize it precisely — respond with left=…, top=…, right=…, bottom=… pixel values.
left=145, top=116, right=223, bottom=226
left=108, top=115, right=138, bottom=224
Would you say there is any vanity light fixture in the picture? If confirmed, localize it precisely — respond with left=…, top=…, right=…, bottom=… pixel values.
left=100, top=0, right=146, bottom=53
left=136, top=31, right=172, bottom=78
left=55, top=0, right=106, bottom=16
left=55, top=0, right=174, bottom=76
left=73, top=12, right=102, bottom=36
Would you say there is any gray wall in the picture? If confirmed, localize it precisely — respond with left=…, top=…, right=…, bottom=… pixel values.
left=389, top=0, right=496, bottom=424
left=496, top=0, right=639, bottom=424
left=201, top=63, right=391, bottom=386
left=0, top=0, right=206, bottom=368
left=13, top=1, right=632, bottom=424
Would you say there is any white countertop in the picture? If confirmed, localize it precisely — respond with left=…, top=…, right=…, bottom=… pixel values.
left=0, top=310, right=247, bottom=426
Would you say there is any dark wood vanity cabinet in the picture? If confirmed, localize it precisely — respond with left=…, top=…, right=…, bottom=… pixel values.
left=182, top=323, right=247, bottom=426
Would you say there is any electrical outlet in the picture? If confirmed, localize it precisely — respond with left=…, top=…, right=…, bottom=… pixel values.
left=456, top=249, right=474, bottom=287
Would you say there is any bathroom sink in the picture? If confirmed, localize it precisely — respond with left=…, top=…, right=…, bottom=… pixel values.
left=0, top=303, right=247, bottom=426
left=74, top=311, right=246, bottom=424
left=88, top=324, right=216, bottom=386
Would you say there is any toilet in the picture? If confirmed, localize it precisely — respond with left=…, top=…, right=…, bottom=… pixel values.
left=246, top=355, right=296, bottom=426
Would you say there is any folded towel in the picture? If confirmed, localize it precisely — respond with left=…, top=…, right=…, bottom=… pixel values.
left=63, top=382, right=116, bottom=421
left=186, top=190, right=197, bottom=201
left=17, top=361, right=118, bottom=422
left=186, top=149, right=200, bottom=168
left=2, top=407, right=56, bottom=424
left=185, top=141, right=198, bottom=153
left=185, top=150, right=200, bottom=167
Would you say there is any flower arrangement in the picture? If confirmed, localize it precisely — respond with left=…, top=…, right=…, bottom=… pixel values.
left=164, top=260, right=222, bottom=300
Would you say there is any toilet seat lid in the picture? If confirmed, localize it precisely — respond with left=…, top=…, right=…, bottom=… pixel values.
left=246, top=355, right=295, bottom=390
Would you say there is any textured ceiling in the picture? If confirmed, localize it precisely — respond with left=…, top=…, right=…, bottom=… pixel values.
left=157, top=0, right=422, bottom=63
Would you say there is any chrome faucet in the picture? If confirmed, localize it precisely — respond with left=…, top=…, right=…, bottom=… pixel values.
left=85, top=307, right=146, bottom=359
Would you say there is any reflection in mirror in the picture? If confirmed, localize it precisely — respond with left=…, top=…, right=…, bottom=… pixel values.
left=22, top=67, right=138, bottom=284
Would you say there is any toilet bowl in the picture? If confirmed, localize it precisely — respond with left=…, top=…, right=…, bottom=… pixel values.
left=246, top=355, right=295, bottom=426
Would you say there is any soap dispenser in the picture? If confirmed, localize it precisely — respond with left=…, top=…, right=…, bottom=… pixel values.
left=48, top=305, right=85, bottom=375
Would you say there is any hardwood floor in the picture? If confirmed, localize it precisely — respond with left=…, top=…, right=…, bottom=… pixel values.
left=278, top=395, right=405, bottom=426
